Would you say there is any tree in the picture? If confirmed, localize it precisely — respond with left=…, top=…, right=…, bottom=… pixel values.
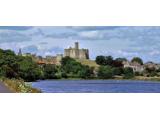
left=105, top=56, right=113, bottom=65
left=112, top=60, right=123, bottom=68
left=131, top=57, right=143, bottom=65
left=43, top=64, right=58, bottom=79
left=115, top=58, right=127, bottom=62
left=61, top=56, right=93, bottom=78
left=18, top=56, right=42, bottom=82
left=95, top=55, right=113, bottom=66
left=95, top=56, right=106, bottom=65
left=98, top=66, right=114, bottom=79
left=123, top=67, right=134, bottom=79
left=144, top=67, right=157, bottom=77
left=78, top=65, right=94, bottom=79
left=112, top=67, right=123, bottom=75
left=0, top=65, right=18, bottom=78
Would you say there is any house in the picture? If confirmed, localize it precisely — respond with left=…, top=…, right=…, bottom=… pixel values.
left=144, top=62, right=160, bottom=70
left=123, top=61, right=145, bottom=73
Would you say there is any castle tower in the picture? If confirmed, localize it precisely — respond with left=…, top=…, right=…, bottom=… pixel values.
left=18, top=48, right=22, bottom=56
left=64, top=42, right=89, bottom=59
left=75, top=42, right=79, bottom=49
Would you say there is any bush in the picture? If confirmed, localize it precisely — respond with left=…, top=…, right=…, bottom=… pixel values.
left=43, top=64, right=59, bottom=79
left=113, top=67, right=123, bottom=75
left=123, top=67, right=134, bottom=79
left=98, top=66, right=114, bottom=79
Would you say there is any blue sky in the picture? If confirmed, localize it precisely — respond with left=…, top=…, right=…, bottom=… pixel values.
left=0, top=26, right=160, bottom=63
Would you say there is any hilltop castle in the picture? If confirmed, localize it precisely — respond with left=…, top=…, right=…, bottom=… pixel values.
left=18, top=42, right=89, bottom=65
left=64, top=42, right=89, bottom=59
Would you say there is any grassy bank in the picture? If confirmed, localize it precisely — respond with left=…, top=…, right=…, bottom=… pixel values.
left=134, top=76, right=160, bottom=81
left=41, top=76, right=160, bottom=81
left=113, top=76, right=160, bottom=81
left=0, top=77, right=41, bottom=93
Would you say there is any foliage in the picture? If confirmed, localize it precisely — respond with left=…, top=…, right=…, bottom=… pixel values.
left=61, top=56, right=93, bottom=78
left=0, top=49, right=42, bottom=82
left=0, top=48, right=158, bottom=82
left=18, top=56, right=42, bottom=82
left=3, top=78, right=41, bottom=93
left=131, top=57, right=143, bottom=65
left=113, top=67, right=123, bottom=75
left=115, top=58, right=127, bottom=62
left=144, top=67, right=157, bottom=77
left=43, top=64, right=58, bottom=79
left=95, top=56, right=113, bottom=66
left=98, top=66, right=114, bottom=79
left=123, top=67, right=134, bottom=79
left=96, top=56, right=107, bottom=65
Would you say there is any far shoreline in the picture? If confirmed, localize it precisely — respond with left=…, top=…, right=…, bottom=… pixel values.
left=33, top=76, right=160, bottom=82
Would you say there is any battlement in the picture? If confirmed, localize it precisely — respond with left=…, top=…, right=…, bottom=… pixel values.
left=64, top=42, right=89, bottom=59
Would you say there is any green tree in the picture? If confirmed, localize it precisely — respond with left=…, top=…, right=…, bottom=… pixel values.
left=43, top=64, right=59, bottom=79
left=115, top=58, right=127, bottom=62
left=0, top=65, right=18, bottom=78
left=98, top=66, right=114, bottom=79
left=78, top=65, right=94, bottom=79
left=112, top=67, right=123, bottom=75
left=105, top=56, right=113, bottom=65
left=144, top=67, right=157, bottom=77
left=95, top=56, right=106, bottom=65
left=61, top=56, right=93, bottom=78
left=18, top=56, right=42, bottom=82
left=123, top=67, right=134, bottom=79
left=131, top=57, right=143, bottom=65
left=96, top=55, right=113, bottom=66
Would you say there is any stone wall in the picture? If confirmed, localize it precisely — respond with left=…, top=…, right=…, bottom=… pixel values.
left=64, top=42, right=89, bottom=59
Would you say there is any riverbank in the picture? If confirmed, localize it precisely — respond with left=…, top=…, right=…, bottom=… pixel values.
left=0, top=78, right=41, bottom=93
left=112, top=76, right=160, bottom=81
left=38, top=76, right=160, bottom=82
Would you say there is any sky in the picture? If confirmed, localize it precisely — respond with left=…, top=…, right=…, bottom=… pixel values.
left=0, top=26, right=160, bottom=63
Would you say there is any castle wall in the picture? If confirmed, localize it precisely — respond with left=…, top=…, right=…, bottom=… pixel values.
left=64, top=42, right=89, bottom=59
left=79, top=49, right=89, bottom=59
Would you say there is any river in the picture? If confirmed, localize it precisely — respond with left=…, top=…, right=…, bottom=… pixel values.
left=31, top=79, right=160, bottom=93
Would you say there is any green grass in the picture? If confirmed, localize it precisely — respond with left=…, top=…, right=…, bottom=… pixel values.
left=76, top=59, right=99, bottom=69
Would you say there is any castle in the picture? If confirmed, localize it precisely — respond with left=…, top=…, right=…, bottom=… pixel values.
left=18, top=42, right=89, bottom=65
left=64, top=42, right=89, bottom=59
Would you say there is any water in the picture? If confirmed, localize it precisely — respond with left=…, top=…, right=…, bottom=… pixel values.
left=32, top=79, right=160, bottom=93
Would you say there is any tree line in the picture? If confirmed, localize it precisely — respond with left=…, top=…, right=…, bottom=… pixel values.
left=0, top=49, right=94, bottom=81
left=0, top=48, right=159, bottom=82
left=95, top=55, right=134, bottom=79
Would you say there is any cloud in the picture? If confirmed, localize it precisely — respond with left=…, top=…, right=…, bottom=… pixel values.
left=22, top=45, right=38, bottom=53
left=0, top=30, right=32, bottom=43
left=39, top=42, right=48, bottom=45
left=45, top=32, right=77, bottom=39
left=0, top=26, right=160, bottom=62
left=67, top=26, right=120, bottom=31
left=0, top=26, right=33, bottom=31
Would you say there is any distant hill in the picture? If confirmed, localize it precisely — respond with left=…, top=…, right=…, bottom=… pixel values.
left=76, top=59, right=99, bottom=69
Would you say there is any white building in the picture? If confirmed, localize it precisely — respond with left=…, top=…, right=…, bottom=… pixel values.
left=123, top=61, right=145, bottom=73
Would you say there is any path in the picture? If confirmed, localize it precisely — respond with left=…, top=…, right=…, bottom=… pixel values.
left=0, top=81, right=12, bottom=93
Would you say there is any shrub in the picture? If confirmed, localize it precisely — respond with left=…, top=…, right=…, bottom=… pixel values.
left=98, top=66, right=114, bottom=79
left=123, top=67, right=134, bottom=79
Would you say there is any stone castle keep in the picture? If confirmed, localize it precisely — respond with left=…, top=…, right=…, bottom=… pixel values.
left=64, top=42, right=89, bottom=59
